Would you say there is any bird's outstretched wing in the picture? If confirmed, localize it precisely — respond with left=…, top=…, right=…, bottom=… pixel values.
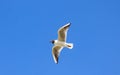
left=58, top=23, right=71, bottom=42
left=52, top=46, right=63, bottom=64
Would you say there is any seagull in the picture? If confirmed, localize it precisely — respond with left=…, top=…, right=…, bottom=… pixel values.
left=50, top=23, right=73, bottom=64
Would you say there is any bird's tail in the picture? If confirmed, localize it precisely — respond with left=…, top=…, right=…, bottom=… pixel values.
left=66, top=43, right=73, bottom=49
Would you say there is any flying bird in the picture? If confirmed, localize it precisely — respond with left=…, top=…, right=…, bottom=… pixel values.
left=50, top=23, right=73, bottom=64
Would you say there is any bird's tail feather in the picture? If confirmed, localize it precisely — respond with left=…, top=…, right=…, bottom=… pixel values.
left=66, top=43, right=73, bottom=49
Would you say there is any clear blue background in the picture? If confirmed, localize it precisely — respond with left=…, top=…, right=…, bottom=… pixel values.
left=0, top=0, right=120, bottom=75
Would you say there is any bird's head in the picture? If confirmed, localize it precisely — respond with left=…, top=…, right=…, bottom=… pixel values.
left=50, top=40, right=55, bottom=44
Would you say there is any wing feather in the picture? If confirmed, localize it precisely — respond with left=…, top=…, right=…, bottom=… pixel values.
left=58, top=23, right=71, bottom=42
left=52, top=46, right=63, bottom=64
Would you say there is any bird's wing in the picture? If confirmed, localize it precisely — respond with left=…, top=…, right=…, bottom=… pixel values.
left=58, top=23, right=71, bottom=42
left=52, top=45, right=63, bottom=64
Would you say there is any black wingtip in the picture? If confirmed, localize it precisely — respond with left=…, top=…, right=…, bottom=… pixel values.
left=67, top=22, right=71, bottom=27
left=63, top=23, right=71, bottom=29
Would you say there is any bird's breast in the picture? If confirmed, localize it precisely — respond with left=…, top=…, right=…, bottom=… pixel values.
left=55, top=41, right=66, bottom=46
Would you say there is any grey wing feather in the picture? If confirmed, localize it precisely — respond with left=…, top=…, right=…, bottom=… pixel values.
left=58, top=23, right=71, bottom=42
left=52, top=46, right=63, bottom=64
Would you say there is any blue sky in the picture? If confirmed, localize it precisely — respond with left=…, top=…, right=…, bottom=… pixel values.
left=0, top=0, right=120, bottom=75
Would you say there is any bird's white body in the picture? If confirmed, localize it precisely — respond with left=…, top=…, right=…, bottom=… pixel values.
left=54, top=40, right=73, bottom=49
